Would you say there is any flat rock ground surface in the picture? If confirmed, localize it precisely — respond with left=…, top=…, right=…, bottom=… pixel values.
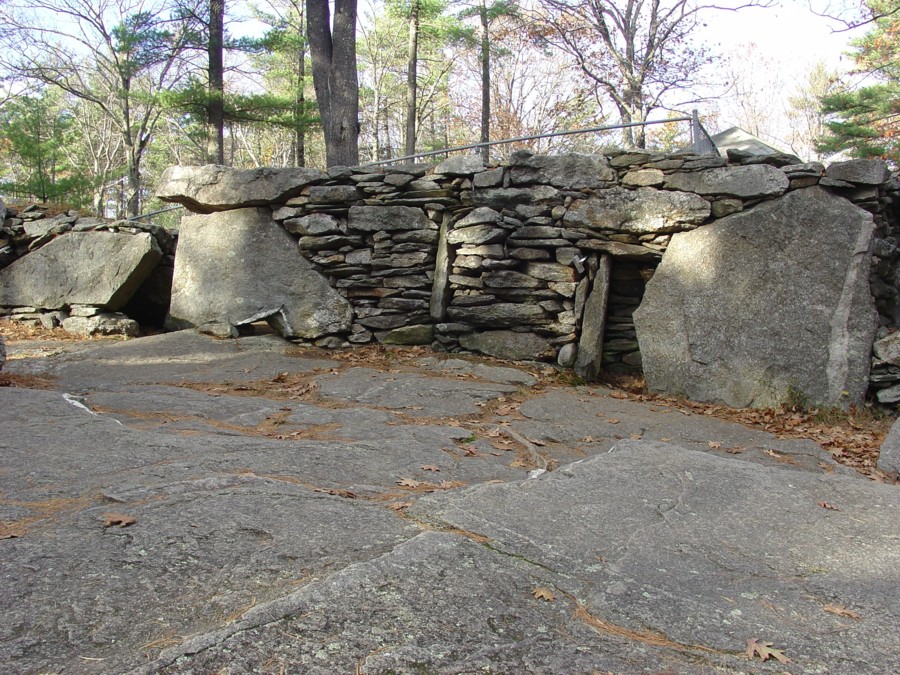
left=1, top=328, right=899, bottom=674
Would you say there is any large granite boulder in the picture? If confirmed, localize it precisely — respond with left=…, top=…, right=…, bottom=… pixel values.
left=157, top=165, right=326, bottom=213
left=564, top=187, right=710, bottom=234
left=0, top=232, right=162, bottom=311
left=167, top=207, right=353, bottom=339
left=634, top=187, right=877, bottom=408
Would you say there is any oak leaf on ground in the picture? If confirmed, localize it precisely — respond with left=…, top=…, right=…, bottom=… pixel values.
left=532, top=587, right=555, bottom=602
left=102, top=513, right=136, bottom=528
left=746, top=638, right=790, bottom=663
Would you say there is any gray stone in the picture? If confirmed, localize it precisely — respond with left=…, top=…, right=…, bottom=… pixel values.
left=377, top=324, right=434, bottom=345
left=62, top=313, right=139, bottom=337
left=447, top=303, right=548, bottom=327
left=467, top=186, right=560, bottom=210
left=710, top=198, right=743, bottom=218
left=564, top=187, right=710, bottom=234
left=608, top=151, right=657, bottom=167
left=634, top=187, right=877, bottom=408
left=783, top=162, right=825, bottom=176
left=508, top=247, right=550, bottom=261
left=875, top=383, right=900, bottom=404
left=271, top=205, right=305, bottom=221
left=508, top=151, right=616, bottom=188
left=472, top=167, right=504, bottom=188
left=826, top=159, right=890, bottom=185
left=575, top=239, right=660, bottom=259
left=433, top=155, right=485, bottom=175
left=575, top=255, right=611, bottom=381
left=446, top=224, right=506, bottom=246
left=459, top=330, right=552, bottom=360
left=306, top=185, right=362, bottom=204
left=663, top=164, right=789, bottom=198
left=167, top=207, right=352, bottom=339
left=455, top=207, right=502, bottom=228
left=156, top=165, right=326, bottom=213
left=874, top=332, right=900, bottom=366
left=0, top=333, right=5, bottom=371
left=430, top=216, right=453, bottom=322
left=621, top=168, right=664, bottom=187
left=878, top=418, right=900, bottom=477
left=196, top=321, right=240, bottom=338
left=483, top=271, right=542, bottom=288
left=282, top=213, right=342, bottom=236
left=348, top=205, right=432, bottom=232
left=0, top=232, right=162, bottom=310
left=523, top=262, right=574, bottom=283
left=556, top=341, right=577, bottom=367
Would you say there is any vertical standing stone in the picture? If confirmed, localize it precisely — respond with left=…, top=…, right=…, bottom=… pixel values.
left=430, top=213, right=454, bottom=321
left=575, top=254, right=612, bottom=381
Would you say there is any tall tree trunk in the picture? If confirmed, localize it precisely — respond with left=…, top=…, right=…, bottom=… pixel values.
left=126, top=152, right=140, bottom=217
left=404, top=0, right=419, bottom=158
left=479, top=3, right=490, bottom=163
left=208, top=0, right=225, bottom=164
left=296, top=40, right=306, bottom=167
left=307, top=0, right=359, bottom=167
left=293, top=0, right=306, bottom=167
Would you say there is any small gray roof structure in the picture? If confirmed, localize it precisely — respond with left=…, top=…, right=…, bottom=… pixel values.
left=710, top=126, right=788, bottom=157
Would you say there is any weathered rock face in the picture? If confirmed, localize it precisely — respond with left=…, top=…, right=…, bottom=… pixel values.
left=157, top=165, right=326, bottom=213
left=634, top=187, right=877, bottom=408
left=508, top=151, right=617, bottom=189
left=564, top=187, right=710, bottom=233
left=0, top=334, right=5, bottom=371
left=826, top=159, right=890, bottom=185
left=663, top=164, right=789, bottom=198
left=459, top=330, right=552, bottom=361
left=166, top=207, right=352, bottom=338
left=0, top=232, right=162, bottom=310
left=62, top=313, right=140, bottom=337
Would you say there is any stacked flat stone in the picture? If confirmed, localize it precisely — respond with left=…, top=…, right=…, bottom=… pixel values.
left=270, top=164, right=447, bottom=345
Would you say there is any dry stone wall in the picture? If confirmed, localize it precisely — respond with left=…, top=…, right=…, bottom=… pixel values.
left=152, top=151, right=899, bottom=408
left=3, top=151, right=898, bottom=408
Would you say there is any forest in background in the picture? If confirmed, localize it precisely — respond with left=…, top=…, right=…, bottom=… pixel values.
left=0, top=0, right=895, bottom=220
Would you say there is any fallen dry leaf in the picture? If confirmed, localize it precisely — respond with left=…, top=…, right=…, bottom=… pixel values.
left=659, top=437, right=672, bottom=442
left=313, top=488, right=356, bottom=498
left=495, top=404, right=519, bottom=416
left=726, top=447, right=745, bottom=454
left=746, top=638, right=791, bottom=663
left=388, top=501, right=413, bottom=511
left=0, top=522, right=25, bottom=539
left=421, top=465, right=441, bottom=472
left=532, top=587, right=555, bottom=602
left=630, top=433, right=642, bottom=440
left=823, top=604, right=861, bottom=619
left=581, top=436, right=599, bottom=442
left=817, top=500, right=839, bottom=511
left=708, top=441, right=722, bottom=449
left=102, top=513, right=136, bottom=528
left=607, top=419, right=620, bottom=425
left=397, top=478, right=422, bottom=488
